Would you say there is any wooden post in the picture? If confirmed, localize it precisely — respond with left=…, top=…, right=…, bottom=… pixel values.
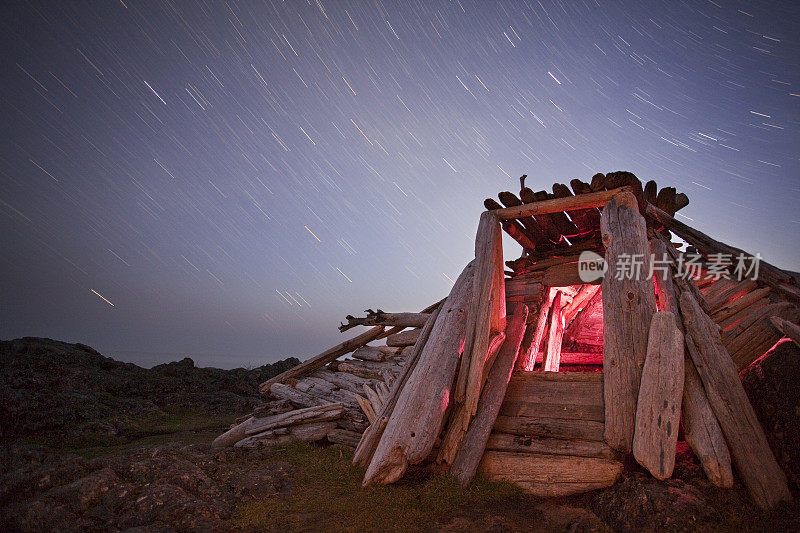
left=450, top=305, right=529, bottom=485
left=362, top=261, right=475, bottom=486
left=543, top=292, right=565, bottom=372
left=680, top=291, right=791, bottom=509
left=633, top=311, right=684, bottom=480
left=601, top=192, right=657, bottom=452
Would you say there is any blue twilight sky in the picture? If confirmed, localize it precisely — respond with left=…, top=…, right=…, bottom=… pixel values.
left=1, top=1, right=797, bottom=368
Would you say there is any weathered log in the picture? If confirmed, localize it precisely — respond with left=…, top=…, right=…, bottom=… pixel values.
left=356, top=394, right=376, bottom=423
left=543, top=291, right=565, bottom=372
left=258, top=325, right=395, bottom=394
left=479, top=332, right=507, bottom=387
left=362, top=261, right=474, bottom=485
left=518, top=287, right=557, bottom=371
left=633, top=311, right=685, bottom=480
left=651, top=237, right=733, bottom=488
left=352, top=346, right=386, bottom=362
left=363, top=384, right=383, bottom=414
left=478, top=451, right=623, bottom=497
left=682, top=357, right=734, bottom=488
left=680, top=291, right=791, bottom=509
left=485, top=432, right=618, bottom=459
left=270, top=382, right=330, bottom=408
left=723, top=302, right=800, bottom=370
left=352, top=304, right=443, bottom=468
left=235, top=421, right=336, bottom=448
left=386, top=328, right=421, bottom=347
left=327, top=428, right=362, bottom=448
left=533, top=190, right=579, bottom=237
left=213, top=403, right=344, bottom=448
left=312, top=369, right=377, bottom=395
left=455, top=211, right=502, bottom=408
left=494, top=186, right=634, bottom=220
left=601, top=192, right=657, bottom=452
left=449, top=305, right=529, bottom=484
left=769, top=316, right=800, bottom=348
left=339, top=311, right=430, bottom=332
left=377, top=345, right=403, bottom=356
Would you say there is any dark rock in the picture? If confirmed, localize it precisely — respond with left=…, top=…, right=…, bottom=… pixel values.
left=1, top=443, right=297, bottom=532
left=740, top=339, right=800, bottom=488
left=0, top=337, right=299, bottom=440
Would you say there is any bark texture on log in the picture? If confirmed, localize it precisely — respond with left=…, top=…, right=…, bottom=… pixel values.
left=543, top=291, right=565, bottom=372
left=680, top=291, right=791, bottom=509
left=362, top=261, right=474, bottom=486
left=633, top=311, right=685, bottom=480
left=601, top=192, right=657, bottom=452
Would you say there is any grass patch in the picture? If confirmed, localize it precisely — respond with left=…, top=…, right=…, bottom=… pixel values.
left=235, top=441, right=536, bottom=532
left=22, top=408, right=233, bottom=457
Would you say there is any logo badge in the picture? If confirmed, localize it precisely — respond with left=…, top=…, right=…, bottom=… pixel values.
left=578, top=250, right=607, bottom=283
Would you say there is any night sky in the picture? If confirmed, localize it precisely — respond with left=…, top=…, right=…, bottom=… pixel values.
left=1, top=1, right=798, bottom=368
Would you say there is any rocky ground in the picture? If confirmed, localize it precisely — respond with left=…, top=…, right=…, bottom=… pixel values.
left=1, top=336, right=799, bottom=532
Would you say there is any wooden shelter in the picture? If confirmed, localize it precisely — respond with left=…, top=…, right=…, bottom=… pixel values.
left=215, top=171, right=799, bottom=510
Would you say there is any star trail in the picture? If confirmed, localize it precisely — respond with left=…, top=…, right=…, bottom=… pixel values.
left=1, top=1, right=798, bottom=368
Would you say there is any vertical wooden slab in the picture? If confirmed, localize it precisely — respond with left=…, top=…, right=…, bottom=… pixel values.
left=680, top=291, right=791, bottom=509
left=362, top=261, right=475, bottom=486
left=601, top=192, right=657, bottom=452
left=543, top=292, right=565, bottom=372
left=633, top=311, right=685, bottom=480
left=490, top=218, right=507, bottom=334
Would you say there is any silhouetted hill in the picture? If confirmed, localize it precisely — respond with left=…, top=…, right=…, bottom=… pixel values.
left=0, top=337, right=298, bottom=440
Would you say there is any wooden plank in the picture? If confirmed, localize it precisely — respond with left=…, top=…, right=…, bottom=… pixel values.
left=633, top=311, right=685, bottom=480
left=449, top=305, right=529, bottom=483
left=680, top=291, right=791, bottom=509
left=494, top=186, right=633, bottom=220
left=485, top=432, right=617, bottom=459
left=500, top=400, right=604, bottom=422
left=601, top=192, right=657, bottom=452
left=362, top=262, right=474, bottom=485
left=542, top=261, right=598, bottom=287
left=494, top=415, right=605, bottom=441
left=478, top=451, right=622, bottom=496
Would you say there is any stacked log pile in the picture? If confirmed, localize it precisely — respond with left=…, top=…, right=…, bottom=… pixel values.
left=213, top=307, right=438, bottom=449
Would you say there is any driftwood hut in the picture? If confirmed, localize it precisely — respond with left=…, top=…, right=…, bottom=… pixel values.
left=215, top=171, right=799, bottom=510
